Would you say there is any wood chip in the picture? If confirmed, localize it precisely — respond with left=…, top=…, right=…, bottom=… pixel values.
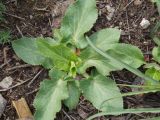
left=12, top=98, right=33, bottom=120
left=77, top=108, right=89, bottom=119
left=134, top=0, right=142, bottom=6
left=0, top=77, right=13, bottom=89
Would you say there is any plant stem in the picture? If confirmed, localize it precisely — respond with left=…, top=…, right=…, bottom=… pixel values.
left=86, top=108, right=160, bottom=120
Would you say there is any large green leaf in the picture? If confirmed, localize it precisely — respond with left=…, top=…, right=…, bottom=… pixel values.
left=152, top=47, right=160, bottom=63
left=34, top=78, right=68, bottom=120
left=79, top=43, right=144, bottom=76
left=64, top=81, right=80, bottom=110
left=12, top=37, right=54, bottom=69
left=60, top=0, right=98, bottom=48
left=37, top=39, right=78, bottom=71
left=12, top=37, right=46, bottom=65
left=80, top=75, right=123, bottom=112
left=90, top=28, right=121, bottom=51
left=106, top=43, right=145, bottom=68
left=78, top=28, right=144, bottom=75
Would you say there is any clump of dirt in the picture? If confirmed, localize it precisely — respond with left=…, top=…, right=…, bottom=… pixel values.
left=0, top=0, right=160, bottom=120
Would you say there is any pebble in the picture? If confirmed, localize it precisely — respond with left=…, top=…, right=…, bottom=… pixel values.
left=134, top=0, right=142, bottom=6
left=140, top=18, right=150, bottom=29
left=0, top=77, right=13, bottom=89
left=106, top=5, right=115, bottom=21
left=0, top=94, right=7, bottom=117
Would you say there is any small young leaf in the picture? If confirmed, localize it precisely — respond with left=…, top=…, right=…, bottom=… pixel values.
left=37, top=40, right=78, bottom=71
left=152, top=47, right=160, bottom=63
left=80, top=75, right=123, bottom=112
left=12, top=37, right=46, bottom=65
left=34, top=78, right=68, bottom=120
left=60, top=0, right=98, bottom=48
left=145, top=68, right=160, bottom=81
left=64, top=81, right=80, bottom=110
left=145, top=63, right=160, bottom=70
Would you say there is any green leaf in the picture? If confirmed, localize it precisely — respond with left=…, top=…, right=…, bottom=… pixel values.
left=90, top=28, right=121, bottom=51
left=145, top=67, right=160, bottom=81
left=152, top=47, right=160, bottom=63
left=151, top=21, right=160, bottom=37
left=60, top=0, right=98, bottom=48
left=34, top=78, right=68, bottom=120
left=53, top=29, right=63, bottom=42
left=80, top=75, right=123, bottom=112
left=153, top=36, right=160, bottom=46
left=86, top=37, right=158, bottom=85
left=64, top=81, right=80, bottom=110
left=78, top=28, right=144, bottom=75
left=49, top=68, right=66, bottom=80
left=37, top=39, right=78, bottom=71
left=0, top=2, right=6, bottom=21
left=12, top=37, right=54, bottom=69
left=79, top=43, right=144, bottom=76
left=12, top=37, right=46, bottom=65
left=156, top=0, right=160, bottom=15
left=43, top=37, right=59, bottom=45
left=106, top=43, right=145, bottom=68
left=144, top=63, right=160, bottom=70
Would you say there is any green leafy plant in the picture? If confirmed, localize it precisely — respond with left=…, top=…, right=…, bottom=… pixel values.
left=12, top=0, right=160, bottom=120
left=0, top=30, right=11, bottom=44
left=85, top=38, right=160, bottom=120
left=0, top=2, right=11, bottom=44
left=143, top=0, right=160, bottom=87
left=151, top=0, right=160, bottom=14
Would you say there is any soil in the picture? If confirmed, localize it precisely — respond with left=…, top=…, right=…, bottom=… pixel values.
left=0, top=0, right=160, bottom=120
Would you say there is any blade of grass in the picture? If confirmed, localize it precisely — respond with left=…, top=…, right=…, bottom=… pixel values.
left=117, top=84, right=160, bottom=89
left=140, top=117, right=160, bottom=120
left=99, top=89, right=160, bottom=110
left=86, top=108, right=160, bottom=120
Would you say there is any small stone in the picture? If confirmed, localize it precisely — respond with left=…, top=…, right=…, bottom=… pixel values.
left=78, top=108, right=89, bottom=119
left=29, top=15, right=33, bottom=19
left=0, top=94, right=7, bottom=117
left=119, top=22, right=123, bottom=26
left=106, top=5, right=115, bottom=21
left=134, top=0, right=142, bottom=5
left=0, top=77, right=13, bottom=89
left=140, top=18, right=150, bottom=29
